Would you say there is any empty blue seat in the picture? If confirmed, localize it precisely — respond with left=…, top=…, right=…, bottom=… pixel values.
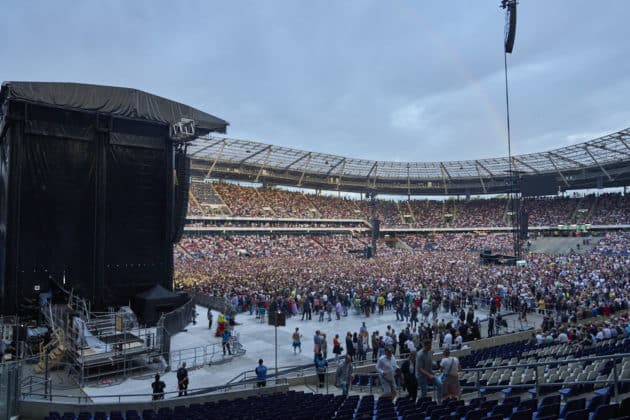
left=559, top=397, right=585, bottom=419
left=586, top=394, right=610, bottom=413
left=564, top=408, right=589, bottom=420
left=510, top=409, right=533, bottom=420
left=591, top=403, right=619, bottom=420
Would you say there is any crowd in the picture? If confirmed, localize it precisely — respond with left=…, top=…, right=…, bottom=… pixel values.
left=173, top=228, right=630, bottom=402
left=176, top=232, right=630, bottom=339
left=187, top=182, right=630, bottom=227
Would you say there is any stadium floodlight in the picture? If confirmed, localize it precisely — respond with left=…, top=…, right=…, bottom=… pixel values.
left=170, top=118, right=196, bottom=141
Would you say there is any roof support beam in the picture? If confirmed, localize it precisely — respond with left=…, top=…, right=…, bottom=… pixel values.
left=372, top=162, right=379, bottom=188
left=512, top=156, right=539, bottom=173
left=439, top=163, right=449, bottom=194
left=326, top=158, right=346, bottom=175
left=239, top=144, right=272, bottom=164
left=546, top=153, right=570, bottom=187
left=547, top=151, right=586, bottom=168
left=205, top=140, right=227, bottom=179
left=407, top=163, right=411, bottom=197
left=366, top=161, right=378, bottom=179
left=588, top=142, right=630, bottom=158
left=284, top=151, right=311, bottom=170
left=336, top=159, right=347, bottom=190
left=190, top=138, right=225, bottom=157
left=584, top=146, right=612, bottom=181
left=440, top=162, right=453, bottom=180
left=620, top=137, right=630, bottom=151
left=254, top=146, right=273, bottom=183
left=474, top=162, right=488, bottom=193
left=297, top=152, right=312, bottom=186
left=475, top=160, right=495, bottom=177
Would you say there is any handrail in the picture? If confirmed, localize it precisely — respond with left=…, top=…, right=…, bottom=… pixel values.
left=21, top=378, right=289, bottom=405
left=20, top=341, right=630, bottom=404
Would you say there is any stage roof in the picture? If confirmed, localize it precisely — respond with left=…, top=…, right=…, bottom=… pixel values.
left=0, top=81, right=228, bottom=135
left=187, top=127, right=630, bottom=195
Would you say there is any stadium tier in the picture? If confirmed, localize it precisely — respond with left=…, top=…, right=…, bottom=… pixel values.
left=185, top=182, right=630, bottom=228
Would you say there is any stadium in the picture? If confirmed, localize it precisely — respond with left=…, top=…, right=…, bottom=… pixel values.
left=2, top=2, right=630, bottom=420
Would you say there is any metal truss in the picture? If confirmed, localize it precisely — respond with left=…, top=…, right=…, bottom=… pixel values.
left=185, top=128, right=630, bottom=194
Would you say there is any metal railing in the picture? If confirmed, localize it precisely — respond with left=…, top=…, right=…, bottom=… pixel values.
left=168, top=336, right=245, bottom=369
left=20, top=377, right=289, bottom=405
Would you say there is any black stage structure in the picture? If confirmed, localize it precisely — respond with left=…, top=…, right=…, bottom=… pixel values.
left=0, top=82, right=228, bottom=314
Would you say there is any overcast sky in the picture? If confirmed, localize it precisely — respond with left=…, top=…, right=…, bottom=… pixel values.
left=2, top=1, right=629, bottom=162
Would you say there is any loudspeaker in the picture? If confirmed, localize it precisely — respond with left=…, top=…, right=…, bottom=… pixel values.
left=268, top=311, right=286, bottom=327
left=372, top=219, right=380, bottom=240
left=519, top=210, right=529, bottom=240
left=172, top=151, right=190, bottom=243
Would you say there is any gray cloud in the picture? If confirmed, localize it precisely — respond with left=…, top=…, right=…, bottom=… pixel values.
left=1, top=0, right=628, bottom=163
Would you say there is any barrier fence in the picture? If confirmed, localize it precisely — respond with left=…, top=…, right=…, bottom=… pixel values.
left=156, top=298, right=195, bottom=363
left=16, top=344, right=630, bottom=410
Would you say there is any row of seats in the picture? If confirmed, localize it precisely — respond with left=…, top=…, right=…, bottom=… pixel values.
left=47, top=392, right=630, bottom=420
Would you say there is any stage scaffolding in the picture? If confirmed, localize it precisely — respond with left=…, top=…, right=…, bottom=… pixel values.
left=39, top=291, right=164, bottom=387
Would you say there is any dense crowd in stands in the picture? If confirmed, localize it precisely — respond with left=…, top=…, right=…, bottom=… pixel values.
left=187, top=182, right=630, bottom=227
left=185, top=220, right=367, bottom=229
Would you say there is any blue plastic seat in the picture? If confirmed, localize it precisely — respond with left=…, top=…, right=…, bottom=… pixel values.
left=564, top=408, right=589, bottom=420
left=559, top=397, right=585, bottom=419
left=591, top=403, right=618, bottom=420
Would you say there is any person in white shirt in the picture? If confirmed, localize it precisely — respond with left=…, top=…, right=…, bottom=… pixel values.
left=556, top=330, right=568, bottom=343
left=595, top=328, right=604, bottom=342
left=405, top=338, right=416, bottom=353
left=443, top=330, right=453, bottom=350
left=454, top=332, right=463, bottom=349
left=376, top=347, right=399, bottom=397
left=439, top=349, right=460, bottom=400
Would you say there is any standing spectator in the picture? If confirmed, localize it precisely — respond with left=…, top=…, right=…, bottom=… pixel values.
left=321, top=333, right=328, bottom=359
left=313, top=330, right=321, bottom=362
left=345, top=331, right=355, bottom=361
left=315, top=352, right=328, bottom=388
left=416, top=340, right=442, bottom=401
left=443, top=329, right=453, bottom=350
left=207, top=308, right=213, bottom=330
left=301, top=299, right=311, bottom=321
left=292, top=327, right=302, bottom=354
left=376, top=347, right=399, bottom=398
left=335, top=300, right=343, bottom=320
left=177, top=362, right=189, bottom=397
left=151, top=374, right=165, bottom=400
left=222, top=329, right=232, bottom=355
left=332, top=334, right=343, bottom=364
left=255, top=359, right=267, bottom=387
left=401, top=352, right=418, bottom=402
left=439, top=349, right=460, bottom=400
left=335, top=354, right=354, bottom=396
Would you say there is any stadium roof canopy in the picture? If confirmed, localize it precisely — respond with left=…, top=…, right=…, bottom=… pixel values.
left=187, top=128, right=630, bottom=196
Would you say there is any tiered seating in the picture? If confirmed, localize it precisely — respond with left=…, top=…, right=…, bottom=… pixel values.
left=190, top=182, right=630, bottom=228
left=46, top=392, right=630, bottom=420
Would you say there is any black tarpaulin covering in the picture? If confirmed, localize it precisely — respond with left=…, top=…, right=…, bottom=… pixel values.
left=132, top=285, right=183, bottom=326
left=0, top=81, right=227, bottom=313
left=0, top=129, right=8, bottom=304
left=0, top=81, right=228, bottom=135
